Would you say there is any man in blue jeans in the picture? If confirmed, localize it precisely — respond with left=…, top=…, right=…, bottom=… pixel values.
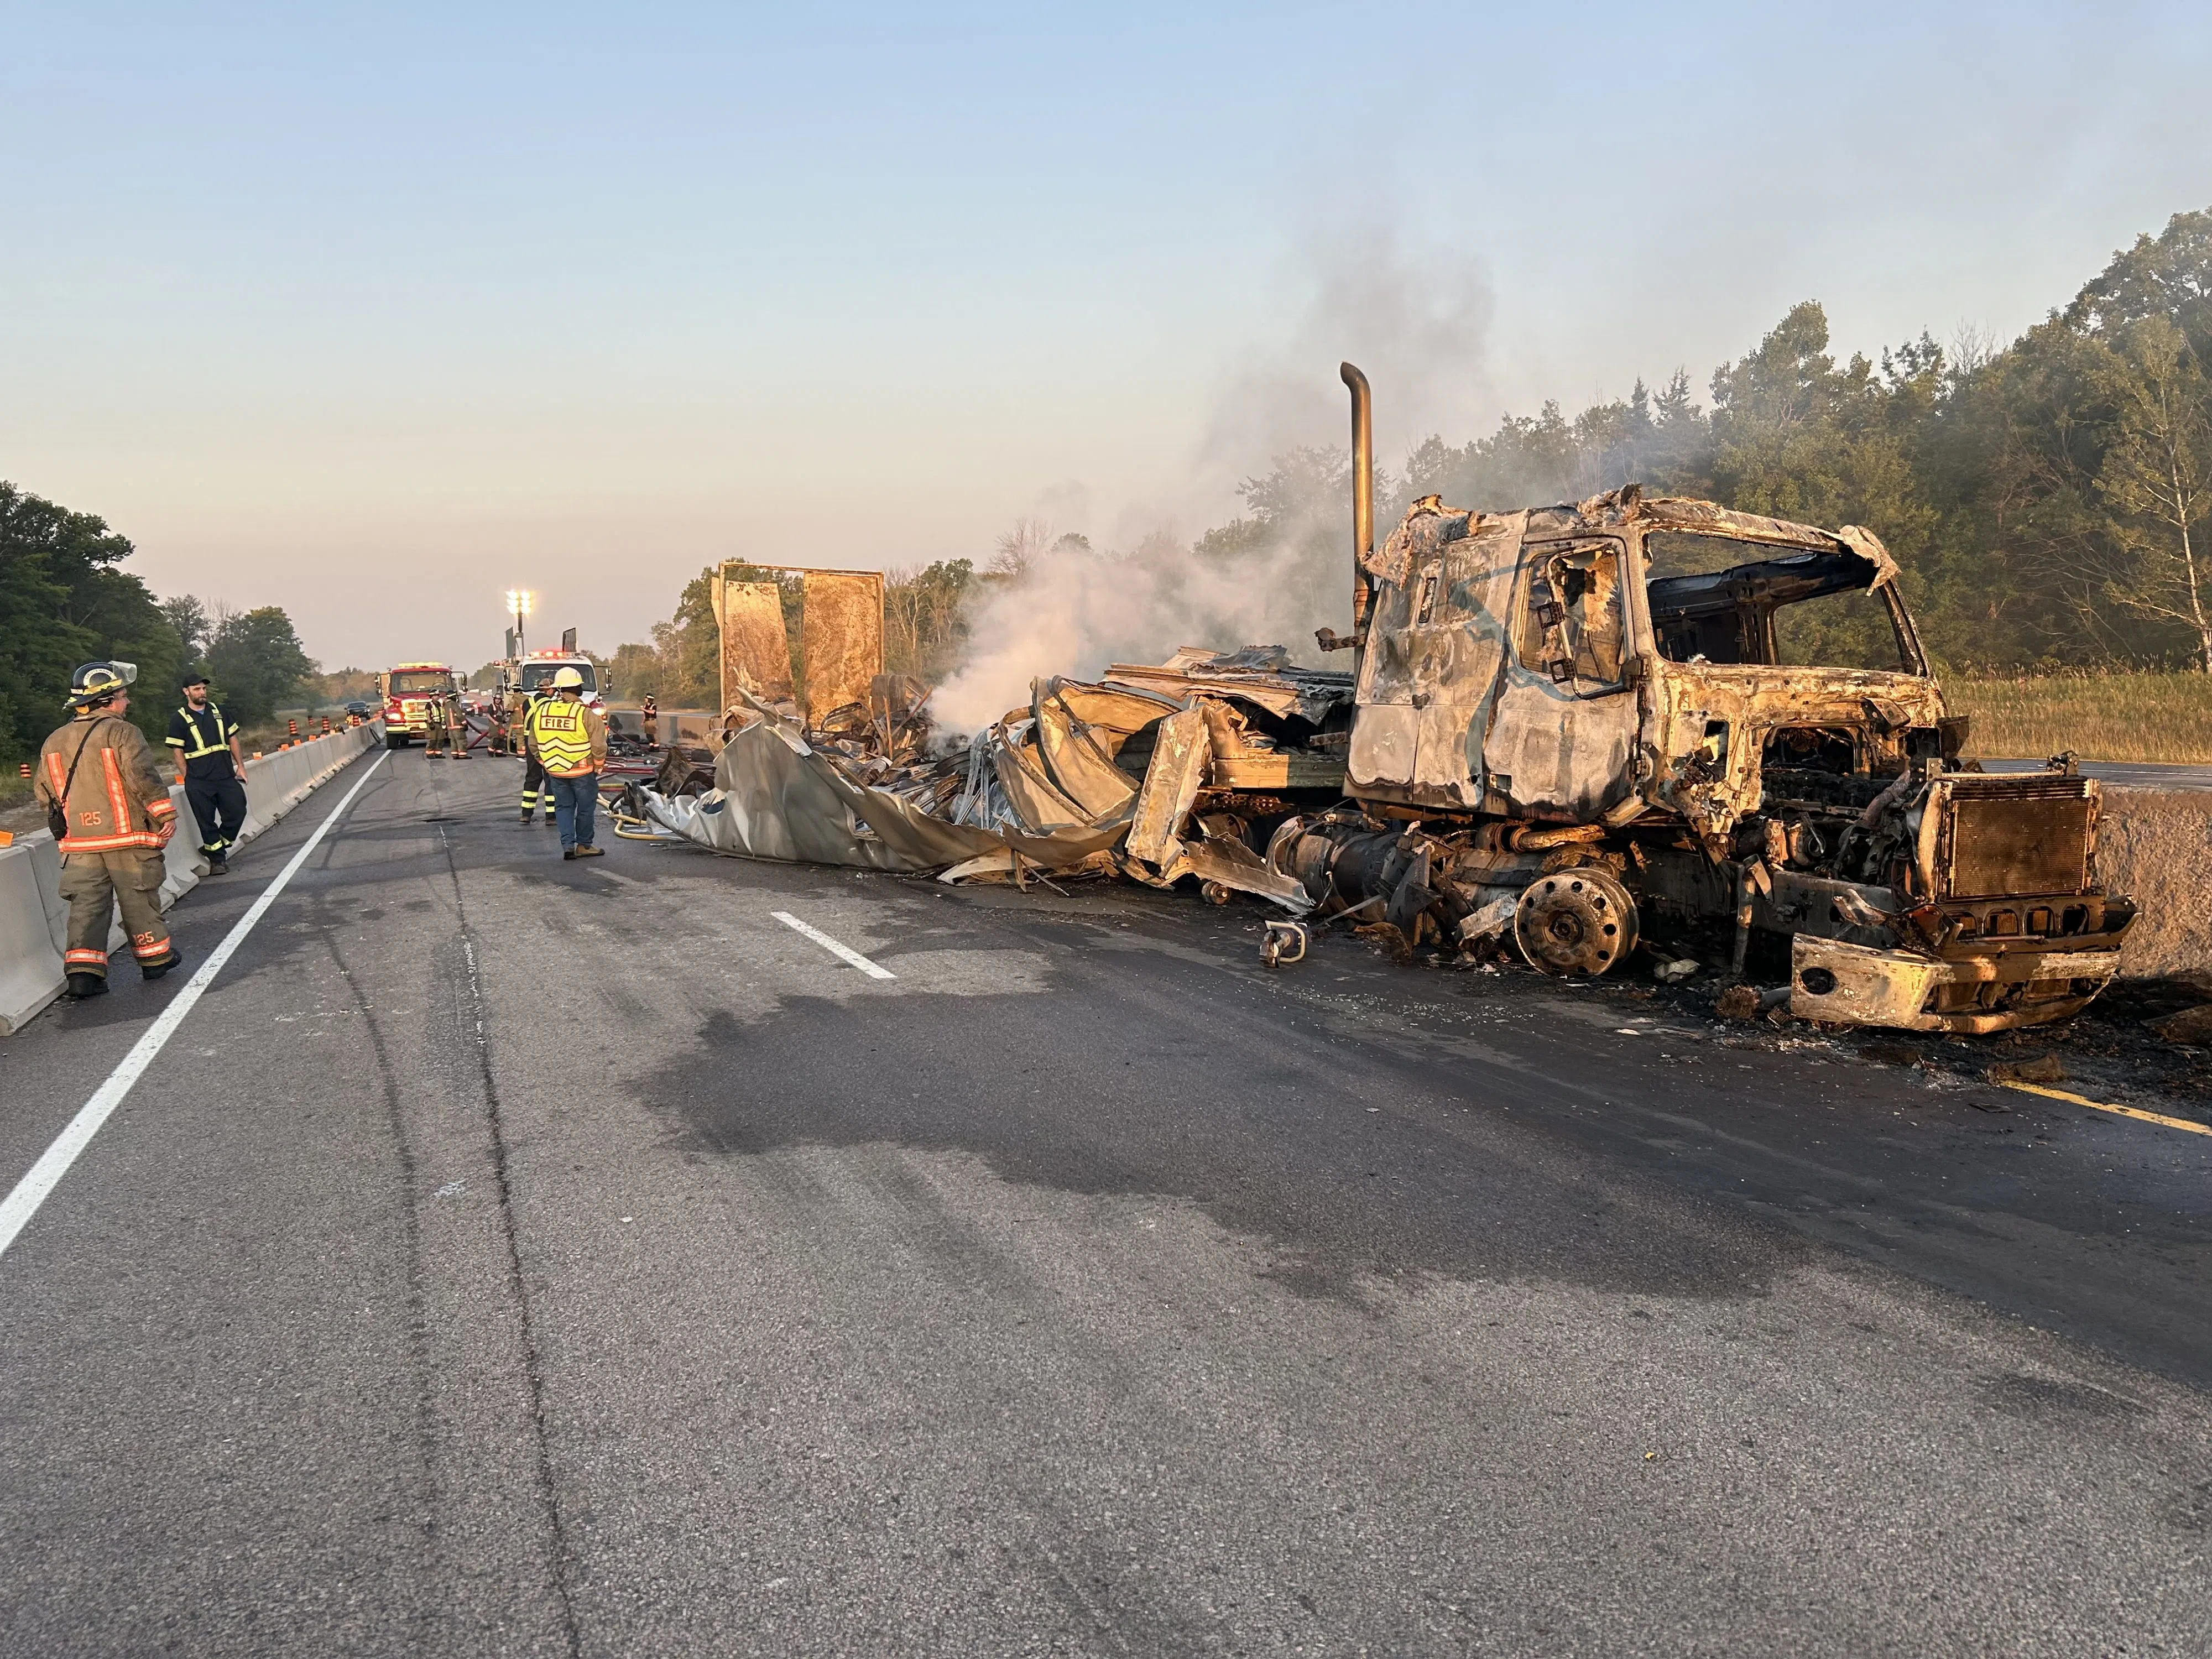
left=522, top=667, right=607, bottom=859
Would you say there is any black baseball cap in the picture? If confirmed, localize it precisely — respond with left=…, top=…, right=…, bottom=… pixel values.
left=181, top=671, right=208, bottom=688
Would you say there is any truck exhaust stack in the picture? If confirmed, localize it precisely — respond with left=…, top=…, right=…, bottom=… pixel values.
left=1342, top=361, right=1373, bottom=639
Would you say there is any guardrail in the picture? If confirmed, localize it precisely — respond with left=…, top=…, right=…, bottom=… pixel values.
left=1, top=721, right=383, bottom=1035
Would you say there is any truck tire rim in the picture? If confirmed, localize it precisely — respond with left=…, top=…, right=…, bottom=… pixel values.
left=1514, top=869, right=1639, bottom=977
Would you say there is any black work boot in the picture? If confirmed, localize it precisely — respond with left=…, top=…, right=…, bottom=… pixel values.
left=208, top=854, right=229, bottom=874
left=64, top=973, right=108, bottom=1000
left=142, top=949, right=186, bottom=982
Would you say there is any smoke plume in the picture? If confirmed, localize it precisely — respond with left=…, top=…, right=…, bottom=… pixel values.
left=932, top=230, right=1494, bottom=734
left=933, top=528, right=1352, bottom=731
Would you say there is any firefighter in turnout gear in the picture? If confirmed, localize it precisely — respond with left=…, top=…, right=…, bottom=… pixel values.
left=523, top=666, right=607, bottom=858
left=34, top=662, right=185, bottom=998
left=640, top=693, right=658, bottom=748
left=423, top=689, right=458, bottom=758
left=167, top=671, right=248, bottom=873
left=518, top=684, right=555, bottom=822
left=443, top=690, right=472, bottom=758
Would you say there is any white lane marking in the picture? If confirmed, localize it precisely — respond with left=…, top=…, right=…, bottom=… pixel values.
left=770, top=911, right=896, bottom=979
left=0, top=749, right=390, bottom=1262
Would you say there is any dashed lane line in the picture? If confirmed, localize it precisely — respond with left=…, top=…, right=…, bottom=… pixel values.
left=770, top=911, right=896, bottom=980
left=0, top=750, right=391, bottom=1262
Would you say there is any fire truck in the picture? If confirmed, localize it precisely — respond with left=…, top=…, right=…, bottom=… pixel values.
left=493, top=648, right=608, bottom=753
left=378, top=661, right=460, bottom=748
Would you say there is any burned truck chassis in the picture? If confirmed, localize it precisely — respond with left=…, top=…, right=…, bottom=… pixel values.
left=1245, top=365, right=2136, bottom=1035
left=1262, top=801, right=2134, bottom=1035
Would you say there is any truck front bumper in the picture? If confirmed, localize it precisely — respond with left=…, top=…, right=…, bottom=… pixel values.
left=1790, top=935, right=2126, bottom=1034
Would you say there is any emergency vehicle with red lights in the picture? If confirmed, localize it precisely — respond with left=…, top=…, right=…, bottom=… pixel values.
left=509, top=649, right=606, bottom=710
left=494, top=648, right=607, bottom=749
left=378, top=661, right=459, bottom=748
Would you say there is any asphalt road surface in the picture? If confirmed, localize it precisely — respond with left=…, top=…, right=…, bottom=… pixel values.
left=3, top=747, right=2209, bottom=1658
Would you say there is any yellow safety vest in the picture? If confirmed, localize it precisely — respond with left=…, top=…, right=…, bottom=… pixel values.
left=526, top=697, right=597, bottom=775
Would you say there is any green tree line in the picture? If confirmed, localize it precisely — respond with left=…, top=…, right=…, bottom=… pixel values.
left=1, top=481, right=316, bottom=773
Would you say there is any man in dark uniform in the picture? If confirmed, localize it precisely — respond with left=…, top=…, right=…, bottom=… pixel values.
left=166, top=671, right=250, bottom=874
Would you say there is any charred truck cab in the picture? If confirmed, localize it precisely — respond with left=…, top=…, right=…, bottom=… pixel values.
left=1290, top=364, right=2133, bottom=1032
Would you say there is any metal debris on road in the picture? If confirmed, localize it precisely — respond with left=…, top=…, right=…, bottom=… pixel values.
left=1261, top=920, right=1310, bottom=968
left=641, top=645, right=1352, bottom=910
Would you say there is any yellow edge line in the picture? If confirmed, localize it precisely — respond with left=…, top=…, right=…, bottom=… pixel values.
left=2000, top=1079, right=2212, bottom=1137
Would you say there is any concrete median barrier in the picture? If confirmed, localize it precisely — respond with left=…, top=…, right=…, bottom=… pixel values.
left=0, top=832, right=69, bottom=1035
left=234, top=721, right=379, bottom=841
left=3, top=722, right=382, bottom=1035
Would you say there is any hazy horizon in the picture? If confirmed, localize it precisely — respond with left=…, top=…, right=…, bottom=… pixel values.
left=5, top=2, right=2209, bottom=672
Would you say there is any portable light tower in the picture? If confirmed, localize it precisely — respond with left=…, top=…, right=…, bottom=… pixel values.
left=507, top=589, right=533, bottom=659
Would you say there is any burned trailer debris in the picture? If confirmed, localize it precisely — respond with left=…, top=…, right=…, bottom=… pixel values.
left=660, top=558, right=1354, bottom=892
left=639, top=638, right=1357, bottom=907
left=1263, top=363, right=2137, bottom=1033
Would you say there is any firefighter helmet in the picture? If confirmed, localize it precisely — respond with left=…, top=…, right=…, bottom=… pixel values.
left=66, top=660, right=139, bottom=709
left=552, top=666, right=585, bottom=690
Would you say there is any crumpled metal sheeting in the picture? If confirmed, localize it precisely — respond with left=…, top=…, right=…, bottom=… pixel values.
left=1123, top=708, right=1210, bottom=865
left=643, top=716, right=1119, bottom=875
left=1102, top=644, right=1353, bottom=726
left=1361, top=499, right=1470, bottom=592
left=1832, top=525, right=1903, bottom=591
left=1031, top=682, right=1141, bottom=823
left=988, top=720, right=1094, bottom=834
left=643, top=649, right=1351, bottom=911
left=931, top=720, right=1098, bottom=839
left=1181, top=833, right=1314, bottom=911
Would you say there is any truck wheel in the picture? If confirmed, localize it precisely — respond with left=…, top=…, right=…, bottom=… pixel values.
left=1514, top=867, right=1639, bottom=977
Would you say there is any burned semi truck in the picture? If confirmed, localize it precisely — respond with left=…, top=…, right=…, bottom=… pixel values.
left=1271, top=364, right=2135, bottom=1032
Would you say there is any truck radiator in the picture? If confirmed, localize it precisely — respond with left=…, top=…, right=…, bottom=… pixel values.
left=1938, top=774, right=2096, bottom=900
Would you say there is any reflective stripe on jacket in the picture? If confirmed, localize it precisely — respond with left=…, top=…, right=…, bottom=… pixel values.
left=524, top=698, right=605, bottom=776
left=36, top=716, right=178, bottom=853
left=169, top=703, right=239, bottom=760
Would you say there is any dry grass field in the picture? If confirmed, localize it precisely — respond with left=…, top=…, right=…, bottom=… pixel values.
left=1948, top=670, right=2212, bottom=764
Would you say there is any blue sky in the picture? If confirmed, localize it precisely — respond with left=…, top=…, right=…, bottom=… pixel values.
left=4, top=2, right=2209, bottom=671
